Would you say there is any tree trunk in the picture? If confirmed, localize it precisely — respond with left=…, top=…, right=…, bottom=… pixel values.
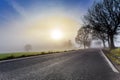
left=109, top=35, right=115, bottom=49
left=83, top=42, right=85, bottom=49
left=102, top=39, right=106, bottom=48
left=107, top=34, right=110, bottom=48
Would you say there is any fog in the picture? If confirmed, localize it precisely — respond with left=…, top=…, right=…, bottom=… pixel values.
left=0, top=0, right=94, bottom=53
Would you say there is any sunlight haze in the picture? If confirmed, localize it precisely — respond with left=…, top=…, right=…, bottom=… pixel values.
left=0, top=0, right=94, bottom=53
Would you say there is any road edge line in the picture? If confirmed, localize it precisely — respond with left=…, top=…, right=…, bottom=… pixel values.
left=100, top=49, right=119, bottom=73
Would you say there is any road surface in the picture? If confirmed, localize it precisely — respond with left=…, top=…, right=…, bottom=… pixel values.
left=0, top=49, right=120, bottom=80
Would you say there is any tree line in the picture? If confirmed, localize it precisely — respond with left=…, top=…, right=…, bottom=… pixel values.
left=76, top=0, right=120, bottom=49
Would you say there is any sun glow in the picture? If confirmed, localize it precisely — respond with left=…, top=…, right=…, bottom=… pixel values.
left=51, top=28, right=63, bottom=40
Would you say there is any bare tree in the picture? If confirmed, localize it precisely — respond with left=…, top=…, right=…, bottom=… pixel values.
left=75, top=27, right=91, bottom=49
left=84, top=0, right=120, bottom=49
left=92, top=30, right=107, bottom=47
left=63, top=40, right=73, bottom=48
left=95, top=41, right=102, bottom=48
left=24, top=44, right=32, bottom=52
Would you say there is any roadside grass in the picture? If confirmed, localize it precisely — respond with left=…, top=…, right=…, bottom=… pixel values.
left=107, top=48, right=120, bottom=65
left=0, top=52, right=43, bottom=60
left=0, top=50, right=75, bottom=61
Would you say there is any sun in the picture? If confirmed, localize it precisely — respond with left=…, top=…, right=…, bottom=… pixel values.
left=51, top=28, right=63, bottom=40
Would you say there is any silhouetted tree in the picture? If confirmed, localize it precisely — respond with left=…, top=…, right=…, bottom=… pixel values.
left=63, top=40, right=73, bottom=48
left=84, top=25, right=107, bottom=47
left=95, top=41, right=102, bottom=47
left=75, top=27, right=91, bottom=49
left=92, top=30, right=107, bottom=47
left=84, top=0, right=120, bottom=49
left=24, top=44, right=32, bottom=52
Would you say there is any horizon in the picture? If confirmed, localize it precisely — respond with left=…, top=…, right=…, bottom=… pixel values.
left=0, top=0, right=119, bottom=53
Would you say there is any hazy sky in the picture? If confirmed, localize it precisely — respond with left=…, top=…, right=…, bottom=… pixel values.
left=0, top=0, right=94, bottom=53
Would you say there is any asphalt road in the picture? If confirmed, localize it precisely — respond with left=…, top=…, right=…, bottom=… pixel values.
left=0, top=49, right=120, bottom=80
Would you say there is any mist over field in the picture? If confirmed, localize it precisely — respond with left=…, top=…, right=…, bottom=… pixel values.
left=0, top=0, right=94, bottom=53
left=0, top=0, right=120, bottom=53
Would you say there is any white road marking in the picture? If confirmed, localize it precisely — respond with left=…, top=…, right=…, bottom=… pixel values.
left=100, top=49, right=119, bottom=73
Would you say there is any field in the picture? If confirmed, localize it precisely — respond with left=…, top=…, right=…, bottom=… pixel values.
left=0, top=51, right=68, bottom=61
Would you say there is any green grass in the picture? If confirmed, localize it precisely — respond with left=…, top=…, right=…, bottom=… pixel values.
left=0, top=50, right=75, bottom=61
left=107, top=48, right=120, bottom=65
left=0, top=51, right=57, bottom=61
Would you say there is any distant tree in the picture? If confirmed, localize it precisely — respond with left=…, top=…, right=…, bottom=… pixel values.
left=84, top=25, right=107, bottom=48
left=24, top=44, right=32, bottom=52
left=95, top=41, right=102, bottom=47
left=84, top=0, right=120, bottom=49
left=67, top=40, right=73, bottom=48
left=75, top=26, right=91, bottom=49
left=63, top=40, right=73, bottom=48
left=92, top=30, right=107, bottom=48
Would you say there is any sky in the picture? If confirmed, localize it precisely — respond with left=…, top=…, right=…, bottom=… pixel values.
left=0, top=0, right=94, bottom=53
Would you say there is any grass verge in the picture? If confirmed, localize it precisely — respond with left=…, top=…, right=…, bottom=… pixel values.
left=0, top=50, right=71, bottom=61
left=106, top=48, right=120, bottom=65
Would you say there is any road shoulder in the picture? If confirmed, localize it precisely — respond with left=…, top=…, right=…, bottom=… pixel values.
left=100, top=49, right=119, bottom=73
